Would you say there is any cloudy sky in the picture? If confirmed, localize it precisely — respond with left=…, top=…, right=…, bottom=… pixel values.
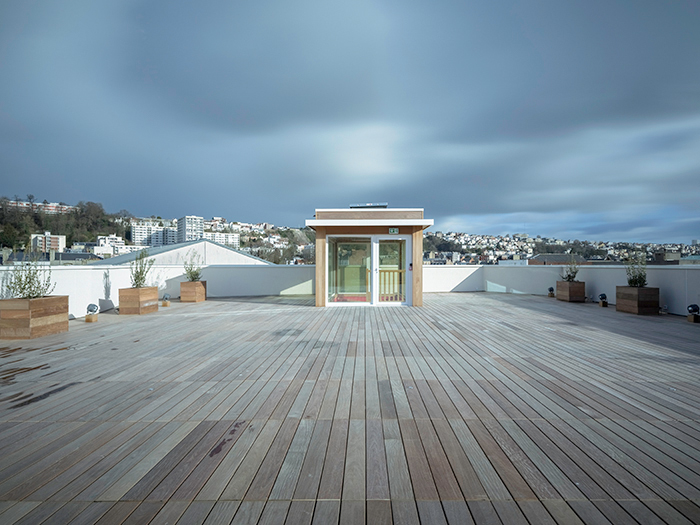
left=1, top=1, right=699, bottom=243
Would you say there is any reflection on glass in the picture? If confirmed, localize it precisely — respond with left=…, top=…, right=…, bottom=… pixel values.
left=378, top=240, right=405, bottom=302
left=328, top=238, right=371, bottom=303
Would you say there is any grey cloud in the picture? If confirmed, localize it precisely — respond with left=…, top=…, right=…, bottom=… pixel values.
left=1, top=0, right=699, bottom=242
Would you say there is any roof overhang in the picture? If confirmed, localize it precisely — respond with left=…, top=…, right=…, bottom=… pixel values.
left=305, top=219, right=434, bottom=228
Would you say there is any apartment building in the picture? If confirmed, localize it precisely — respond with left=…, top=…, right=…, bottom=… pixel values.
left=202, top=231, right=240, bottom=248
left=3, top=200, right=77, bottom=214
left=30, top=232, right=66, bottom=253
left=131, top=220, right=177, bottom=247
left=177, top=216, right=204, bottom=243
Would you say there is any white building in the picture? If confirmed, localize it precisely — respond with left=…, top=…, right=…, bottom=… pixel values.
left=131, top=221, right=177, bottom=247
left=177, top=216, right=204, bottom=243
left=30, top=232, right=66, bottom=253
left=203, top=232, right=240, bottom=249
left=97, top=234, right=125, bottom=249
left=92, top=234, right=126, bottom=257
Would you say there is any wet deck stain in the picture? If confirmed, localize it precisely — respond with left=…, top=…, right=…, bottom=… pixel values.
left=41, top=346, right=69, bottom=354
left=10, top=382, right=80, bottom=409
left=0, top=347, right=29, bottom=358
left=209, top=421, right=246, bottom=457
left=0, top=392, right=26, bottom=403
left=272, top=329, right=303, bottom=337
left=0, top=365, right=51, bottom=384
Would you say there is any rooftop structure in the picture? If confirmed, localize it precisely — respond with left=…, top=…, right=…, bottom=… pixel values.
left=0, top=293, right=698, bottom=524
left=306, top=207, right=433, bottom=307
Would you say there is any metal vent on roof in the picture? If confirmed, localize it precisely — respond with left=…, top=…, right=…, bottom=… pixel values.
left=349, top=202, right=388, bottom=209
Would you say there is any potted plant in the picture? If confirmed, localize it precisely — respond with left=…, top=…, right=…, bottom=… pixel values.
left=556, top=256, right=585, bottom=302
left=0, top=256, right=69, bottom=339
left=119, top=249, right=158, bottom=314
left=616, top=252, right=659, bottom=315
left=180, top=250, right=206, bottom=302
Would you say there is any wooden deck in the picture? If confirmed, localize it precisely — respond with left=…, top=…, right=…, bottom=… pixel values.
left=1, top=293, right=699, bottom=524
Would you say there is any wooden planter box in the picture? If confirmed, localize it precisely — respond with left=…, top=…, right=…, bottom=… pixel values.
left=181, top=281, right=206, bottom=303
left=616, top=286, right=659, bottom=315
left=556, top=281, right=585, bottom=302
left=119, top=287, right=158, bottom=315
left=0, top=296, right=69, bottom=339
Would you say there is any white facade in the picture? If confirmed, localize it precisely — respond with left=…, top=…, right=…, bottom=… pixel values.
left=115, top=245, right=146, bottom=256
left=131, top=222, right=177, bottom=247
left=90, top=234, right=126, bottom=257
left=177, top=216, right=204, bottom=243
left=97, top=234, right=125, bottom=248
left=203, top=231, right=240, bottom=248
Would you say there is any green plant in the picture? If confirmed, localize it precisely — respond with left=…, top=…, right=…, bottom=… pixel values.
left=625, top=252, right=647, bottom=287
left=560, top=256, right=579, bottom=282
left=130, top=249, right=154, bottom=288
left=5, top=259, right=56, bottom=299
left=183, top=250, right=202, bottom=282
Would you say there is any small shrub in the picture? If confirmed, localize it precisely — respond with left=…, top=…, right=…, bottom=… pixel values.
left=560, top=256, right=579, bottom=282
left=130, top=249, right=154, bottom=288
left=625, top=252, right=647, bottom=287
left=183, top=250, right=202, bottom=282
left=5, top=260, right=56, bottom=299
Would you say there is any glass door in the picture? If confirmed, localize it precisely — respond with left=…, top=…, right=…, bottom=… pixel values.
left=377, top=240, right=406, bottom=303
left=327, top=238, right=371, bottom=303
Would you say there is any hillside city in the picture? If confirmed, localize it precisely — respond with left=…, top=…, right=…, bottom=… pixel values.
left=1, top=197, right=699, bottom=266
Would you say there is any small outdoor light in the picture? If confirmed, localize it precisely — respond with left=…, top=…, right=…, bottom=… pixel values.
left=599, top=293, right=608, bottom=307
left=162, top=293, right=171, bottom=307
left=86, top=303, right=99, bottom=322
left=689, top=304, right=700, bottom=323
left=548, top=287, right=555, bottom=298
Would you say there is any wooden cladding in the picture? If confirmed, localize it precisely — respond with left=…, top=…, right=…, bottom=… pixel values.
left=616, top=286, right=659, bottom=315
left=0, top=295, right=69, bottom=339
left=556, top=281, right=586, bottom=303
left=316, top=209, right=423, bottom=220
left=181, top=281, right=207, bottom=303
left=119, top=287, right=159, bottom=315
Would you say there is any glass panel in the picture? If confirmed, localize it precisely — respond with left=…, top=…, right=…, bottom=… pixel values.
left=378, top=240, right=406, bottom=302
left=328, top=238, right=371, bottom=303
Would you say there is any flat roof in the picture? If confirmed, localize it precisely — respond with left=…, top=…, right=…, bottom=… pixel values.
left=2, top=293, right=698, bottom=522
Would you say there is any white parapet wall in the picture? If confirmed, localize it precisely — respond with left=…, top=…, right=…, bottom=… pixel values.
left=2, top=263, right=697, bottom=318
left=424, top=264, right=700, bottom=316
left=0, top=264, right=315, bottom=319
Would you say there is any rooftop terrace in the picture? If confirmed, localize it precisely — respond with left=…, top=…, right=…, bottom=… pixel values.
left=0, top=293, right=699, bottom=524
